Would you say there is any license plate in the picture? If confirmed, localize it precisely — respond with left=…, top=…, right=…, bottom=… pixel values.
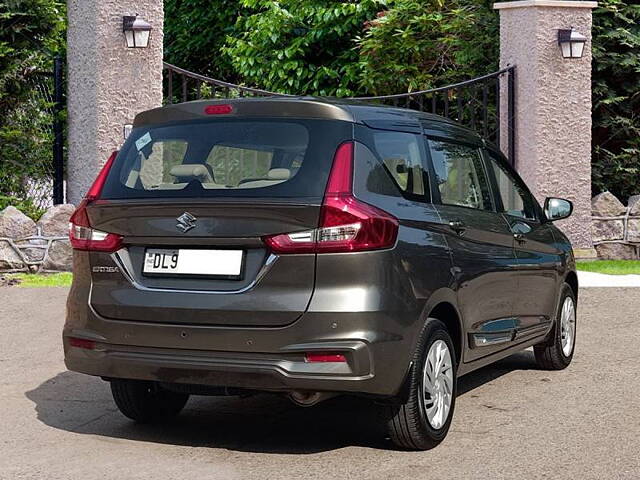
left=143, top=249, right=243, bottom=278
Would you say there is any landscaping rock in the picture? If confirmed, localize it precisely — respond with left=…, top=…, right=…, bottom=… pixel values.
left=20, top=247, right=46, bottom=263
left=595, top=243, right=638, bottom=260
left=42, top=239, right=72, bottom=271
left=0, top=206, right=37, bottom=239
left=37, top=204, right=75, bottom=236
left=591, top=192, right=626, bottom=217
left=592, top=219, right=624, bottom=243
left=0, top=240, right=25, bottom=270
left=628, top=195, right=640, bottom=216
left=627, top=219, right=640, bottom=242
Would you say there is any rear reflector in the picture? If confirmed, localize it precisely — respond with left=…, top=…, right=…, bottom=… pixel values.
left=69, top=151, right=124, bottom=253
left=263, top=141, right=399, bottom=254
left=305, top=352, right=347, bottom=363
left=204, top=104, right=233, bottom=115
left=69, top=337, right=96, bottom=350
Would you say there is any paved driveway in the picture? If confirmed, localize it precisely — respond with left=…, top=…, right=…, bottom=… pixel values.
left=1, top=287, right=638, bottom=480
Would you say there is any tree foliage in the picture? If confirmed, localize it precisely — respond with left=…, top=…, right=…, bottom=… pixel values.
left=591, top=0, right=640, bottom=201
left=221, top=0, right=498, bottom=96
left=223, top=0, right=385, bottom=96
left=356, top=0, right=498, bottom=95
left=0, top=0, right=65, bottom=114
left=0, top=0, right=65, bottom=206
left=164, top=0, right=241, bottom=82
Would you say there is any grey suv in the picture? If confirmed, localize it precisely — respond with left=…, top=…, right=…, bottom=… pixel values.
left=64, top=98, right=577, bottom=450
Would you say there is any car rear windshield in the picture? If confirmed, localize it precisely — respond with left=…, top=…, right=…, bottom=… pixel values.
left=100, top=118, right=352, bottom=200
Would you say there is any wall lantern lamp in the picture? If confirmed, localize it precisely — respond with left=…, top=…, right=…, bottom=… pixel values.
left=123, top=15, right=152, bottom=48
left=558, top=27, right=587, bottom=59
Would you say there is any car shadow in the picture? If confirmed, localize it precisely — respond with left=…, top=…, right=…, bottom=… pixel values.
left=25, top=350, right=537, bottom=454
left=457, top=349, right=537, bottom=396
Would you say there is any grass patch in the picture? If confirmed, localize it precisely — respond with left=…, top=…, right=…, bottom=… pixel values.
left=576, top=260, right=640, bottom=275
left=7, top=272, right=73, bottom=288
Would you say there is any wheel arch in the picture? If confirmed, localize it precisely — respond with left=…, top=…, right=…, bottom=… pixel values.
left=565, top=270, right=578, bottom=301
left=418, top=288, right=464, bottom=366
left=428, top=302, right=463, bottom=367
left=393, top=291, right=463, bottom=403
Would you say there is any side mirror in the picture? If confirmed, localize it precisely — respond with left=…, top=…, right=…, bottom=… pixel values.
left=544, top=197, right=573, bottom=222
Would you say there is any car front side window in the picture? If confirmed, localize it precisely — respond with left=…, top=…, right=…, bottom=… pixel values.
left=484, top=151, right=537, bottom=221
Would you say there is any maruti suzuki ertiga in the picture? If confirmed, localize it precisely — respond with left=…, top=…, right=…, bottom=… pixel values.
left=64, top=98, right=577, bottom=450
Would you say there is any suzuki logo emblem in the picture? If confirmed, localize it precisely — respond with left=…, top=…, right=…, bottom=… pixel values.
left=176, top=212, right=197, bottom=233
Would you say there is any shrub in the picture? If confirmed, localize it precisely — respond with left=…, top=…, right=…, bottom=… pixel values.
left=0, top=0, right=66, bottom=208
left=0, top=195, right=45, bottom=221
left=591, top=0, right=640, bottom=201
left=223, top=0, right=385, bottom=96
left=356, top=0, right=499, bottom=95
left=164, top=0, right=241, bottom=82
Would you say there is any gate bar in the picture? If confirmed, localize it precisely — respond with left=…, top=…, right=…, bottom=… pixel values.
left=53, top=55, right=65, bottom=205
left=507, top=66, right=516, bottom=167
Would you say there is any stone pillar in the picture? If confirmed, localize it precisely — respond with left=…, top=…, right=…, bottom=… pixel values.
left=67, top=0, right=164, bottom=205
left=494, top=0, right=597, bottom=256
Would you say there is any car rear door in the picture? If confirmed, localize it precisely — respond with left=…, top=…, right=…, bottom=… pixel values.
left=425, top=133, right=519, bottom=362
left=483, top=149, right=563, bottom=339
left=87, top=117, right=352, bottom=327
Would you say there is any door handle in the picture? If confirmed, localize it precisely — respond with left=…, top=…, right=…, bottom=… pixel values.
left=513, top=233, right=527, bottom=244
left=449, top=219, right=466, bottom=235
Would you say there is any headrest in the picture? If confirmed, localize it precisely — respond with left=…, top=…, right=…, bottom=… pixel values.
left=267, top=168, right=291, bottom=180
left=169, top=164, right=213, bottom=182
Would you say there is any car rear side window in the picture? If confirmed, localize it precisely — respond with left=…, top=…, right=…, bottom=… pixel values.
left=101, top=119, right=351, bottom=199
left=427, top=139, right=492, bottom=211
left=369, top=130, right=429, bottom=202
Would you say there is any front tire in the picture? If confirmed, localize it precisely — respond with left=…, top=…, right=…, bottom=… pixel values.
left=534, top=283, right=577, bottom=370
left=110, top=379, right=189, bottom=423
left=386, top=318, right=457, bottom=450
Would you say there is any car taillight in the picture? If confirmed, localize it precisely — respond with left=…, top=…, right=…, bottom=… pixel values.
left=69, top=152, right=123, bottom=253
left=264, top=142, right=399, bottom=254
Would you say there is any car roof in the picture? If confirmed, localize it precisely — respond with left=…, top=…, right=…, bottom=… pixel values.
left=133, top=96, right=462, bottom=130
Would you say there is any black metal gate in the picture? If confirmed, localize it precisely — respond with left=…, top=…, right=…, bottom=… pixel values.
left=163, top=62, right=516, bottom=165
left=52, top=56, right=65, bottom=206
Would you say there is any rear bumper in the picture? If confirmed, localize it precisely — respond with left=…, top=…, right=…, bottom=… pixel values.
left=63, top=306, right=418, bottom=397
left=64, top=338, right=381, bottom=394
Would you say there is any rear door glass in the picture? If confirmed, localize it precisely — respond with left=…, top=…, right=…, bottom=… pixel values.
left=427, top=139, right=493, bottom=211
left=101, top=119, right=351, bottom=199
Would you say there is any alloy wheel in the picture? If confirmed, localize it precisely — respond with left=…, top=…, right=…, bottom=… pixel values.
left=560, top=296, right=576, bottom=357
left=422, top=339, right=454, bottom=429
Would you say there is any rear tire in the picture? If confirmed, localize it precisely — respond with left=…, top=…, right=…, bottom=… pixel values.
left=534, top=283, right=577, bottom=370
left=386, top=318, right=457, bottom=450
left=110, top=379, right=189, bottom=423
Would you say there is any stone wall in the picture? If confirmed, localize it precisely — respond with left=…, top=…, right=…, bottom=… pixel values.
left=0, top=205, right=74, bottom=272
left=591, top=192, right=640, bottom=260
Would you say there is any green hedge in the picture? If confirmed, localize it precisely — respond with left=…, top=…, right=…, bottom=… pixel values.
left=591, top=0, right=640, bottom=202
